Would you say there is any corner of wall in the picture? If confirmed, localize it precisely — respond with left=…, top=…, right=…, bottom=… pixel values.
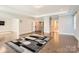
left=74, top=34, right=79, bottom=48
left=74, top=34, right=79, bottom=41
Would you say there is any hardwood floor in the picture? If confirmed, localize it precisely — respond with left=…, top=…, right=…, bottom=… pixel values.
left=1, top=33, right=78, bottom=53
left=20, top=33, right=78, bottom=53
left=39, top=34, right=78, bottom=53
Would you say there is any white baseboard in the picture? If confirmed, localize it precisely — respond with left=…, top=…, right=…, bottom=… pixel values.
left=74, top=35, right=79, bottom=48
left=19, top=31, right=33, bottom=35
left=59, top=33, right=74, bottom=35
left=74, top=35, right=79, bottom=41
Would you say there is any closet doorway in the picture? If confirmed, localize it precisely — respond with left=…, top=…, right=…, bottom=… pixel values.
left=50, top=16, right=60, bottom=51
left=33, top=19, right=44, bottom=35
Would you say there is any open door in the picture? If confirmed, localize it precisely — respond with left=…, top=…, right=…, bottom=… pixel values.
left=50, top=16, right=60, bottom=51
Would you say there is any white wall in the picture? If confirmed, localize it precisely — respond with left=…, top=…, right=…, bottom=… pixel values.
left=11, top=18, right=20, bottom=39
left=0, top=17, right=20, bottom=39
left=59, top=15, right=74, bottom=35
left=0, top=12, right=75, bottom=38
left=0, top=18, right=12, bottom=32
left=41, top=15, right=74, bottom=35
left=42, top=16, right=50, bottom=33
left=19, top=17, right=33, bottom=35
left=0, top=15, right=34, bottom=37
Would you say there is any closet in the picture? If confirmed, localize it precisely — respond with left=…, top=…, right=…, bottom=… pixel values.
left=33, top=19, right=44, bottom=35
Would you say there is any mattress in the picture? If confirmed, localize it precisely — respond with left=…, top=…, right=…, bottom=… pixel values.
left=25, top=36, right=36, bottom=40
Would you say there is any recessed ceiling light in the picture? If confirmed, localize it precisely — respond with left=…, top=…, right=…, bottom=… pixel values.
left=33, top=5, right=43, bottom=8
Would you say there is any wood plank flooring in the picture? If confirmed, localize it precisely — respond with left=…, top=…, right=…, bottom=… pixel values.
left=39, top=35, right=78, bottom=53
left=0, top=33, right=78, bottom=53
left=20, top=33, right=78, bottom=53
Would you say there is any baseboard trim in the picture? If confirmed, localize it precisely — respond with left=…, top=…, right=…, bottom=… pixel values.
left=19, top=32, right=33, bottom=36
left=74, top=35, right=79, bottom=41
left=59, top=33, right=74, bottom=35
left=74, top=35, right=79, bottom=48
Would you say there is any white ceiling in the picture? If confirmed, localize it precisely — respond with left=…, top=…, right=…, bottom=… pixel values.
left=0, top=5, right=79, bottom=17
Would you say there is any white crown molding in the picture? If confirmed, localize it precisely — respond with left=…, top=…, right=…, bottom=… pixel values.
left=32, top=11, right=68, bottom=17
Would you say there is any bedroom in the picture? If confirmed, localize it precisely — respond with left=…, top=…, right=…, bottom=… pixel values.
left=0, top=5, right=79, bottom=53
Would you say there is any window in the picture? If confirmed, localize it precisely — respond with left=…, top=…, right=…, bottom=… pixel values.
left=74, top=14, right=76, bottom=30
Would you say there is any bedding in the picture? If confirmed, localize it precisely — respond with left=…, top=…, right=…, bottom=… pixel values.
left=30, top=34, right=47, bottom=40
left=6, top=41, right=33, bottom=53
left=22, top=40, right=41, bottom=52
left=31, top=34, right=44, bottom=37
left=6, top=34, right=49, bottom=53
left=24, top=36, right=36, bottom=40
left=35, top=39, right=46, bottom=44
left=21, top=41, right=31, bottom=45
left=24, top=36, right=47, bottom=44
left=6, top=42, right=24, bottom=53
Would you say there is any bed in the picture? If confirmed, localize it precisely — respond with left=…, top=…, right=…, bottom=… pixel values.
left=6, top=34, right=49, bottom=53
